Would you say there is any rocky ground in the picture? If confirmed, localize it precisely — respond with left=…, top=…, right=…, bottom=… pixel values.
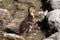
left=0, top=0, right=59, bottom=40
left=0, top=0, right=46, bottom=40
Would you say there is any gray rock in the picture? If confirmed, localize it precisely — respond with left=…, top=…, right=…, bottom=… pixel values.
left=0, top=0, right=3, bottom=2
left=45, top=9, right=60, bottom=40
left=47, top=9, right=60, bottom=31
left=50, top=0, right=60, bottom=9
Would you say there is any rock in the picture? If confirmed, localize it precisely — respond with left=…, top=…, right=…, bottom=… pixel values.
left=0, top=9, right=8, bottom=12
left=5, top=18, right=20, bottom=34
left=3, top=33, right=26, bottom=40
left=0, top=0, right=3, bottom=2
left=0, top=32, right=4, bottom=40
left=3, top=32, right=45, bottom=40
left=47, top=9, right=60, bottom=31
left=0, top=9, right=12, bottom=31
left=50, top=0, right=60, bottom=9
left=46, top=9, right=60, bottom=39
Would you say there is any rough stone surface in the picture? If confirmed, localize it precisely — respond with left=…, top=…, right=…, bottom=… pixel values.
left=44, top=9, right=60, bottom=40
left=47, top=9, right=60, bottom=40
left=0, top=9, right=12, bottom=30
left=47, top=9, right=60, bottom=30
left=50, top=0, right=60, bottom=9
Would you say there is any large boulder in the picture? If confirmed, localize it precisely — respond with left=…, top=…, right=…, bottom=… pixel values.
left=47, top=9, right=60, bottom=31
left=43, top=9, right=60, bottom=40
